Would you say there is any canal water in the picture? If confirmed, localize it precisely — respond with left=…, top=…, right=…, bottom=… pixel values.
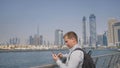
left=0, top=49, right=118, bottom=68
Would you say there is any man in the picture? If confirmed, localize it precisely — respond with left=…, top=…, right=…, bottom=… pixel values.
left=52, top=31, right=84, bottom=68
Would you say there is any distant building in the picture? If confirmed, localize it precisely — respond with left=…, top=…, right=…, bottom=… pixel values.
left=43, top=40, right=46, bottom=45
left=29, top=36, right=34, bottom=45
left=82, top=16, right=87, bottom=46
left=97, top=32, right=107, bottom=46
left=54, top=29, right=63, bottom=46
left=97, top=34, right=103, bottom=46
left=29, top=26, right=44, bottom=46
left=33, top=34, right=40, bottom=45
left=47, top=41, right=50, bottom=46
left=103, top=31, right=108, bottom=46
left=29, top=35, right=43, bottom=46
left=108, top=18, right=120, bottom=46
left=9, top=37, right=20, bottom=45
left=39, top=35, right=43, bottom=45
left=89, top=14, right=97, bottom=47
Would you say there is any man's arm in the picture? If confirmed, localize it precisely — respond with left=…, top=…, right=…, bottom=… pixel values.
left=56, top=50, right=84, bottom=68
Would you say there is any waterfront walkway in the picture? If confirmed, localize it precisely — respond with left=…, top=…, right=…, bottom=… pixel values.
left=31, top=52, right=120, bottom=68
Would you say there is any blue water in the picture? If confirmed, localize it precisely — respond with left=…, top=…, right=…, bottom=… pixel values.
left=0, top=49, right=118, bottom=68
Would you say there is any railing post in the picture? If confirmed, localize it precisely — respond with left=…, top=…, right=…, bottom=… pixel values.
left=94, top=57, right=98, bottom=65
left=102, top=57, right=107, bottom=67
left=113, top=55, right=118, bottom=68
left=116, top=54, right=120, bottom=68
left=107, top=55, right=113, bottom=68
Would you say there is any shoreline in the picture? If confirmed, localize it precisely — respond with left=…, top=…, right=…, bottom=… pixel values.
left=0, top=47, right=119, bottom=53
left=0, top=49, right=68, bottom=53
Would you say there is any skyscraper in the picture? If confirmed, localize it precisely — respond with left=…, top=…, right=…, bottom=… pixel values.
left=29, top=36, right=34, bottom=45
left=39, top=35, right=43, bottom=45
left=54, top=29, right=63, bottom=46
left=97, top=34, right=103, bottom=46
left=89, top=14, right=97, bottom=47
left=108, top=18, right=120, bottom=46
left=97, top=32, right=107, bottom=46
left=82, top=16, right=87, bottom=46
left=103, top=31, right=108, bottom=46
left=33, top=34, right=40, bottom=45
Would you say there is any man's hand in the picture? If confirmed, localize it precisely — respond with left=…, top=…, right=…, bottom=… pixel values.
left=57, top=53, right=63, bottom=59
left=52, top=54, right=59, bottom=61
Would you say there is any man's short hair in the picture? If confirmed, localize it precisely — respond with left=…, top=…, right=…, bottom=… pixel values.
left=63, top=31, right=78, bottom=42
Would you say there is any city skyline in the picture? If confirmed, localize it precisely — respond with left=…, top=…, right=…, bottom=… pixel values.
left=0, top=0, right=120, bottom=44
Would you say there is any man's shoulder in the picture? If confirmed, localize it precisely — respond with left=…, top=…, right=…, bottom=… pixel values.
left=72, top=48, right=84, bottom=55
left=74, top=47, right=83, bottom=52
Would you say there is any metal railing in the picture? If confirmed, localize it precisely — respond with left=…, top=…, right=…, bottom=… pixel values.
left=93, top=52, right=120, bottom=68
left=31, top=52, right=120, bottom=68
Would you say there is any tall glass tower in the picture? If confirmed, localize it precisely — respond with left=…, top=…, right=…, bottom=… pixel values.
left=54, top=29, right=63, bottom=46
left=82, top=16, right=87, bottom=46
left=89, top=14, right=97, bottom=47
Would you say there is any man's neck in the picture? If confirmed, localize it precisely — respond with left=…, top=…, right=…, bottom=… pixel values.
left=70, top=43, right=78, bottom=49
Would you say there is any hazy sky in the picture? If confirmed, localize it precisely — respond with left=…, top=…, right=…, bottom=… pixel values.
left=0, top=0, right=120, bottom=44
